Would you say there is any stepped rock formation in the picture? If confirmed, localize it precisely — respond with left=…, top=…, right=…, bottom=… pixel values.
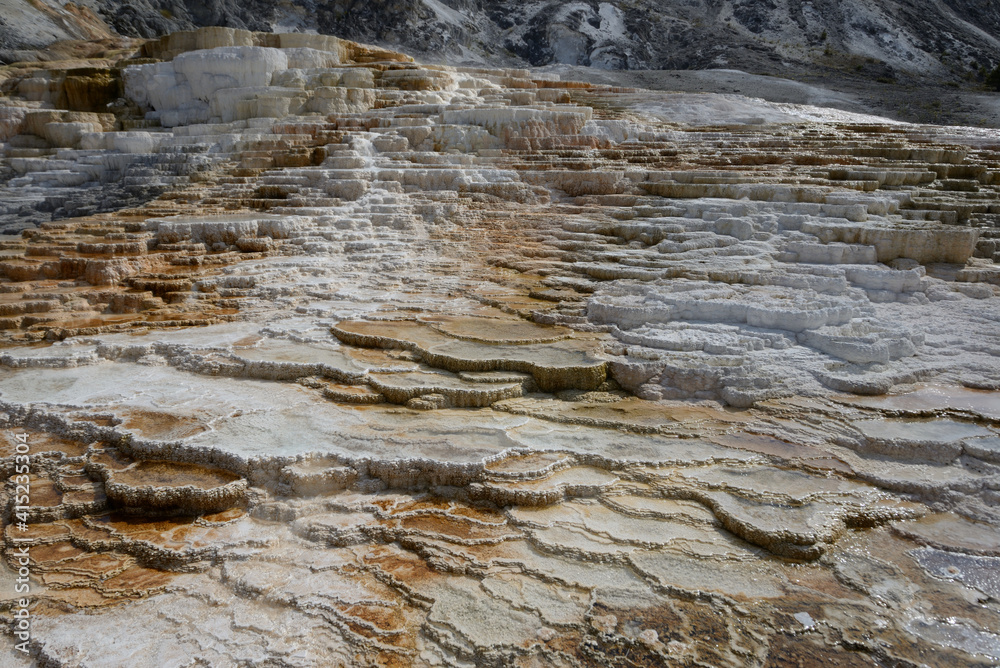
left=0, top=26, right=1000, bottom=667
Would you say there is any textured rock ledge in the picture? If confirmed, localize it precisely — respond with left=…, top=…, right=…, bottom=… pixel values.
left=94, top=459, right=247, bottom=515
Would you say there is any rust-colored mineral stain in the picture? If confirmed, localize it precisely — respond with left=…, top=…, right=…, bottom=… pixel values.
left=62, top=518, right=116, bottom=542
left=563, top=397, right=741, bottom=430
left=380, top=498, right=508, bottom=523
left=763, top=633, right=878, bottom=667
left=800, top=457, right=855, bottom=475
left=363, top=546, right=441, bottom=584
left=0, top=441, right=15, bottom=459
left=63, top=487, right=107, bottom=505
left=339, top=609, right=415, bottom=648
left=0, top=214, right=250, bottom=343
left=99, top=566, right=175, bottom=593
left=60, top=474, right=97, bottom=487
left=201, top=507, right=245, bottom=523
left=371, top=654, right=415, bottom=668
left=588, top=600, right=687, bottom=645
left=429, top=315, right=572, bottom=344
left=48, top=551, right=130, bottom=579
left=658, top=401, right=747, bottom=424
left=710, top=432, right=834, bottom=459
left=335, top=319, right=450, bottom=349
left=485, top=452, right=566, bottom=474
left=100, top=513, right=196, bottom=536
left=55, top=315, right=138, bottom=329
left=541, top=631, right=587, bottom=663
left=43, top=571, right=98, bottom=587
left=112, top=460, right=239, bottom=489
left=397, top=514, right=516, bottom=541
left=232, top=334, right=263, bottom=348
left=74, top=415, right=117, bottom=426
left=340, top=604, right=408, bottom=633
left=30, top=477, right=65, bottom=508
left=324, top=383, right=381, bottom=397
left=118, top=410, right=208, bottom=440
left=46, top=587, right=119, bottom=609
left=841, top=383, right=1000, bottom=420
left=449, top=505, right=508, bottom=523
left=341, top=345, right=418, bottom=367
left=477, top=293, right=559, bottom=313
left=5, top=521, right=72, bottom=542
left=188, top=527, right=230, bottom=549
left=378, top=497, right=455, bottom=515
left=2, top=432, right=91, bottom=457
left=89, top=449, right=134, bottom=471
left=30, top=541, right=88, bottom=566
left=782, top=565, right=866, bottom=601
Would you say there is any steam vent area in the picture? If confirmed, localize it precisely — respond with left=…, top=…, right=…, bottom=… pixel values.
left=3, top=26, right=1000, bottom=667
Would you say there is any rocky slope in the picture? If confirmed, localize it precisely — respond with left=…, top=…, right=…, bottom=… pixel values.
left=3, top=0, right=1000, bottom=79
left=3, top=0, right=1000, bottom=128
left=1, top=25, right=1000, bottom=667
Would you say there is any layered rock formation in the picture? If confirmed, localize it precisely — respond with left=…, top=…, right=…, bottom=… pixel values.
left=1, top=26, right=1000, bottom=667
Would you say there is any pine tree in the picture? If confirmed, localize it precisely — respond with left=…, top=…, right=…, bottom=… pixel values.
left=987, top=65, right=1000, bottom=91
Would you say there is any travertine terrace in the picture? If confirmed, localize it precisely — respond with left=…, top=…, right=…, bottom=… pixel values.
left=1, top=27, right=1000, bottom=667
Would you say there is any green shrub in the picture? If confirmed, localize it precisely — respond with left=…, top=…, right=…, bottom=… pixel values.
left=987, top=65, right=1000, bottom=91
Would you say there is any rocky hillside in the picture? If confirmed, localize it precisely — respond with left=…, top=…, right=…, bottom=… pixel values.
left=2, top=0, right=1000, bottom=126
left=3, top=0, right=999, bottom=82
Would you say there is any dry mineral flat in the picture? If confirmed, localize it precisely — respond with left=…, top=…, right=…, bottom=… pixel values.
left=1, top=26, right=1000, bottom=668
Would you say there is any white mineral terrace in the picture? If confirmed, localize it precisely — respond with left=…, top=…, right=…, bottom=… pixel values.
left=1, top=27, right=1000, bottom=668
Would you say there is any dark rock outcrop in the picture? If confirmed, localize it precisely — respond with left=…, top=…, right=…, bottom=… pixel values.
left=1, top=0, right=998, bottom=82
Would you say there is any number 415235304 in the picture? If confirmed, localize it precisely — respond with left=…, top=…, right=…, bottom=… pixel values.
left=13, top=432, right=29, bottom=526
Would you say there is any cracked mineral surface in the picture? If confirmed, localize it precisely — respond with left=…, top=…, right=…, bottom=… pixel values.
left=1, top=26, right=1000, bottom=668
